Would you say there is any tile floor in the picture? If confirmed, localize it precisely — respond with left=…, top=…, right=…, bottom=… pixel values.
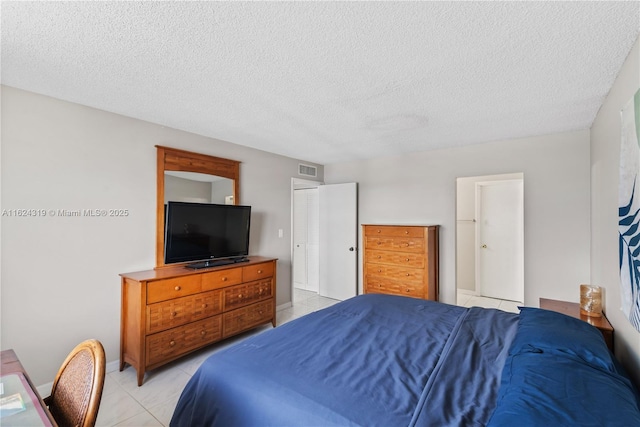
left=91, top=289, right=517, bottom=426
left=456, top=291, right=522, bottom=314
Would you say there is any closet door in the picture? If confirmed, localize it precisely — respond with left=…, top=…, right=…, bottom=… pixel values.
left=293, top=188, right=319, bottom=292
left=293, top=189, right=308, bottom=290
left=306, top=189, right=320, bottom=292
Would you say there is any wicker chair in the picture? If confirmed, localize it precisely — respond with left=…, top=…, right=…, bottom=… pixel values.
left=44, top=339, right=106, bottom=427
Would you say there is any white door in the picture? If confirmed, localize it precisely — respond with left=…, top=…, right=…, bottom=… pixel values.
left=319, top=183, right=358, bottom=300
left=293, top=189, right=308, bottom=290
left=293, top=188, right=319, bottom=292
left=476, top=180, right=524, bottom=302
left=306, top=189, right=320, bottom=292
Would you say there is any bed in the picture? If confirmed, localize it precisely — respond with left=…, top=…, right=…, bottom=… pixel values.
left=170, top=294, right=640, bottom=426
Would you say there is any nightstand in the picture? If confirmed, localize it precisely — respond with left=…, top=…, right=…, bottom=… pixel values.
left=539, top=298, right=614, bottom=351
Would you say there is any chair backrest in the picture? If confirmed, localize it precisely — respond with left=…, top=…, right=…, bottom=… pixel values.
left=46, top=339, right=106, bottom=427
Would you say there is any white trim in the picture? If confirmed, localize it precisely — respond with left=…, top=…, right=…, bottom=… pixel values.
left=290, top=178, right=323, bottom=308
left=277, top=302, right=292, bottom=311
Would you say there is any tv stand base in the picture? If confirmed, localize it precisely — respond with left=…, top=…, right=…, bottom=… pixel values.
left=186, top=257, right=250, bottom=270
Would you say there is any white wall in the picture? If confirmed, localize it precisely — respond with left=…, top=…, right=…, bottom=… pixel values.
left=325, top=129, right=591, bottom=307
left=591, top=36, right=640, bottom=385
left=0, top=85, right=323, bottom=385
left=164, top=174, right=212, bottom=203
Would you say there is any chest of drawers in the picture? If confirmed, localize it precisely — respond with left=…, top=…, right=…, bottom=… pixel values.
left=363, top=225, right=439, bottom=301
left=120, top=257, right=277, bottom=385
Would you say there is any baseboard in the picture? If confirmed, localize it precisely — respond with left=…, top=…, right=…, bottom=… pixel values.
left=106, top=359, right=120, bottom=374
left=457, top=289, right=479, bottom=296
left=276, top=301, right=292, bottom=311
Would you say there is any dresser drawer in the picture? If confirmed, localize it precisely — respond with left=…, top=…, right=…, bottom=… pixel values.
left=365, top=277, right=425, bottom=298
left=365, top=250, right=425, bottom=268
left=364, top=225, right=424, bottom=238
left=147, top=290, right=223, bottom=334
left=147, top=275, right=201, bottom=304
left=365, top=236, right=425, bottom=253
left=223, top=279, right=273, bottom=311
left=201, top=268, right=243, bottom=291
left=146, top=316, right=223, bottom=366
left=223, top=300, right=274, bottom=337
left=365, top=264, right=424, bottom=283
left=243, top=262, right=274, bottom=282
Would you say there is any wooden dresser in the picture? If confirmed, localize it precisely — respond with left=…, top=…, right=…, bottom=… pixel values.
left=363, top=225, right=439, bottom=301
left=120, top=256, right=277, bottom=385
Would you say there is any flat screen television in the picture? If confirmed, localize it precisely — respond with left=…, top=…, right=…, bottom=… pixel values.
left=164, top=201, right=251, bottom=268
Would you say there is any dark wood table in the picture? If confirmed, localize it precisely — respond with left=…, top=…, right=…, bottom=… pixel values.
left=539, top=298, right=614, bottom=351
left=0, top=349, right=57, bottom=426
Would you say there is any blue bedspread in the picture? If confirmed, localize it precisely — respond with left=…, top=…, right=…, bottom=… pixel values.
left=171, top=294, right=518, bottom=426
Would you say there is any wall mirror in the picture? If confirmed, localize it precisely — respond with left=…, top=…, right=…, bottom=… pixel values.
left=156, top=146, right=240, bottom=268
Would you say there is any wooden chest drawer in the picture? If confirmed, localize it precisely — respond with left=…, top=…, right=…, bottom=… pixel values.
left=364, top=225, right=424, bottom=238
left=201, top=268, right=243, bottom=291
left=146, top=316, right=223, bottom=366
left=365, top=277, right=425, bottom=298
left=223, top=300, right=274, bottom=337
left=365, top=264, right=424, bottom=283
left=243, top=262, right=274, bottom=282
left=147, top=290, right=223, bottom=334
left=364, top=236, right=425, bottom=253
left=365, top=250, right=425, bottom=268
left=147, top=275, right=201, bottom=304
left=223, top=279, right=273, bottom=311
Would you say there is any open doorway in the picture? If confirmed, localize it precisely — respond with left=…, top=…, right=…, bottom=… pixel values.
left=456, top=173, right=524, bottom=313
left=289, top=179, right=358, bottom=314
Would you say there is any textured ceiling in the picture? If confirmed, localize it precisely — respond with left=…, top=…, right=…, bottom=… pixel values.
left=2, top=1, right=639, bottom=165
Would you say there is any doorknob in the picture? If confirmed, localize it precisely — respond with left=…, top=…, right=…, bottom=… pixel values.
left=481, top=244, right=487, bottom=248
left=349, top=247, right=356, bottom=251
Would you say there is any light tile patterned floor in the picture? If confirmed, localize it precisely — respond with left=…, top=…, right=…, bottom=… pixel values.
left=456, top=291, right=522, bottom=313
left=96, top=289, right=516, bottom=426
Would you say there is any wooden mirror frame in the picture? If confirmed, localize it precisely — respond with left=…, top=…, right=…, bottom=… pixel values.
left=155, top=146, right=240, bottom=268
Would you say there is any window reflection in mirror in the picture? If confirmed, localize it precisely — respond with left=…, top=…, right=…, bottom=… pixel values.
left=164, top=171, right=235, bottom=205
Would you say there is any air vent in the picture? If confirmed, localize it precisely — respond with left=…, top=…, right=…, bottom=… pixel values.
left=298, top=164, right=317, bottom=177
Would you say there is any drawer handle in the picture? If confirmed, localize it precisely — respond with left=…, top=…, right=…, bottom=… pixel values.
left=378, top=269, right=382, bottom=273
left=238, top=294, right=243, bottom=298
left=405, top=231, right=409, bottom=234
left=377, top=255, right=381, bottom=259
left=376, top=229, right=381, bottom=233
left=406, top=289, right=411, bottom=292
left=200, top=330, right=206, bottom=336
left=202, top=304, right=207, bottom=308
left=222, top=277, right=228, bottom=282
left=174, top=286, right=181, bottom=291
left=406, top=273, right=410, bottom=277
left=406, top=258, right=410, bottom=261
left=169, top=340, right=176, bottom=347
left=257, top=270, right=263, bottom=274
left=377, top=241, right=382, bottom=245
left=171, top=311, right=178, bottom=317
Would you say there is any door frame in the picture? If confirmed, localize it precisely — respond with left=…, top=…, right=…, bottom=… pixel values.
left=455, top=173, right=524, bottom=305
left=290, top=178, right=323, bottom=306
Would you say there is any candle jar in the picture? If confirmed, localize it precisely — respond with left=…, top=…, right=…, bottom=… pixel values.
left=580, top=285, right=602, bottom=317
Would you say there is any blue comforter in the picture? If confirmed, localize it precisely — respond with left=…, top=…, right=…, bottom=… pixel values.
left=171, top=294, right=518, bottom=426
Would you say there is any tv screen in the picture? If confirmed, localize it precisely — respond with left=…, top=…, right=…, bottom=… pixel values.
left=164, top=202, right=251, bottom=266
